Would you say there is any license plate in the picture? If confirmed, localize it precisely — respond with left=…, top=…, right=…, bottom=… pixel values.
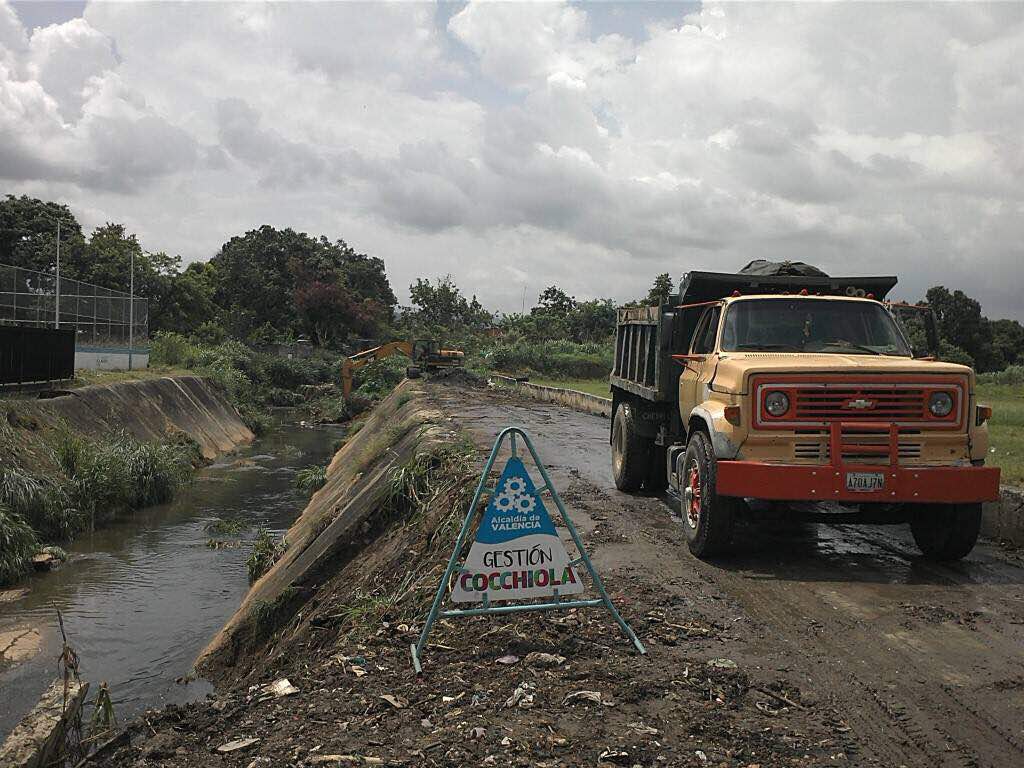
left=845, top=471, right=885, bottom=492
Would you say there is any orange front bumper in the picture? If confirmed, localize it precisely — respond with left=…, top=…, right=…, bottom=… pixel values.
left=716, top=421, right=1001, bottom=504
left=716, top=461, right=1000, bottom=504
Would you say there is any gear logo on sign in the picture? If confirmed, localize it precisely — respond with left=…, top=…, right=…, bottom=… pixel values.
left=493, top=476, right=533, bottom=515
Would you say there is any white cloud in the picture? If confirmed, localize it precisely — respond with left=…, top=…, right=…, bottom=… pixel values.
left=0, top=0, right=1022, bottom=321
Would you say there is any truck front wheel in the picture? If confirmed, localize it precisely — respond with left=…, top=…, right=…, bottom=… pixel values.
left=681, top=430, right=736, bottom=557
left=910, top=503, right=981, bottom=561
left=612, top=403, right=648, bottom=492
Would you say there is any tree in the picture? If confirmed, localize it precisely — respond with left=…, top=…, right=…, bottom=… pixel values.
left=0, top=194, right=86, bottom=274
left=646, top=273, right=674, bottom=305
left=567, top=299, right=617, bottom=342
left=408, top=275, right=491, bottom=330
left=209, top=225, right=395, bottom=342
left=532, top=286, right=576, bottom=317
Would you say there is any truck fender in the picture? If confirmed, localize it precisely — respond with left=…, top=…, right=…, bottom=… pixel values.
left=687, top=405, right=742, bottom=460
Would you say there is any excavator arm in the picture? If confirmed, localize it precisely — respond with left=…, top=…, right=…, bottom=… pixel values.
left=340, top=341, right=413, bottom=398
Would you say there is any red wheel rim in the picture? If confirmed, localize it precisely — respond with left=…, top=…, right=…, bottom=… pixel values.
left=686, top=461, right=701, bottom=528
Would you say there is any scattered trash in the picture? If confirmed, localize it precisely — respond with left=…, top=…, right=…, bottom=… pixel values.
left=562, top=690, right=610, bottom=707
left=628, top=721, right=659, bottom=736
left=379, top=694, right=407, bottom=709
left=695, top=749, right=708, bottom=761
left=308, top=756, right=384, bottom=765
left=217, top=737, right=260, bottom=753
left=469, top=726, right=487, bottom=739
left=262, top=678, right=299, bottom=698
left=598, top=748, right=630, bottom=763
left=495, top=654, right=520, bottom=665
left=524, top=651, right=565, bottom=668
left=501, top=736, right=513, bottom=747
left=504, top=681, right=536, bottom=709
left=706, top=658, right=738, bottom=669
left=442, top=692, right=465, bottom=704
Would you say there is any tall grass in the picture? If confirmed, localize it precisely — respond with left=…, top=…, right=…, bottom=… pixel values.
left=247, top=526, right=287, bottom=583
left=0, top=430, right=199, bottom=586
left=0, top=504, right=39, bottom=584
left=978, top=365, right=1024, bottom=386
left=294, top=464, right=328, bottom=493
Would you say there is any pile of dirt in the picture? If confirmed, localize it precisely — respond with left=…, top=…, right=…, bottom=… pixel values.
left=93, top=385, right=850, bottom=768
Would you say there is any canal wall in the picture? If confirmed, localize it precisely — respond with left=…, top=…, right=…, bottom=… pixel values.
left=490, top=374, right=612, bottom=418
left=2, top=375, right=253, bottom=466
left=197, top=378, right=453, bottom=677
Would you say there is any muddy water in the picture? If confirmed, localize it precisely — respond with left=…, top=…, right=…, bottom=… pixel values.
left=0, top=414, right=343, bottom=739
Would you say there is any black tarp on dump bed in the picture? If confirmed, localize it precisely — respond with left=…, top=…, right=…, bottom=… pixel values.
left=677, top=269, right=898, bottom=305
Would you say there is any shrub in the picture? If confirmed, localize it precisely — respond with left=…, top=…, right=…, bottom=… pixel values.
left=979, top=365, right=1024, bottom=386
left=354, top=356, right=406, bottom=399
left=484, top=338, right=613, bottom=378
left=0, top=505, right=39, bottom=585
left=150, top=331, right=198, bottom=367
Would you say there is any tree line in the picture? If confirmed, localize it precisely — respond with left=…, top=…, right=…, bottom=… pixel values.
left=1, top=194, right=1020, bottom=371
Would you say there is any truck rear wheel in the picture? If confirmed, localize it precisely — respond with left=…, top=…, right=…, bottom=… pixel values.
left=612, top=403, right=647, bottom=492
left=910, top=503, right=981, bottom=561
left=681, top=430, right=736, bottom=557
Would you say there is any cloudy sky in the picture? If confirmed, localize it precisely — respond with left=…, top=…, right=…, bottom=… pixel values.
left=1, top=1, right=1022, bottom=319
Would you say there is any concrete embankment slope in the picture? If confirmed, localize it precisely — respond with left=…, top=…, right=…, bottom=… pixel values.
left=3, top=375, right=253, bottom=463
left=196, top=378, right=451, bottom=677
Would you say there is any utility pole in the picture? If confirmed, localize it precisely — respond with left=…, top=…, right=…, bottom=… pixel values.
left=55, top=218, right=60, bottom=328
left=128, top=250, right=134, bottom=370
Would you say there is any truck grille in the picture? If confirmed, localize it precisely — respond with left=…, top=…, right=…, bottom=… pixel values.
left=795, top=438, right=923, bottom=463
left=793, top=387, right=926, bottom=421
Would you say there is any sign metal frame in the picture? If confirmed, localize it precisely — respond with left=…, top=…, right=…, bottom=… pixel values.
left=411, top=426, right=646, bottom=672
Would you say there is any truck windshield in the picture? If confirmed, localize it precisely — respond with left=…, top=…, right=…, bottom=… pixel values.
left=720, top=299, right=912, bottom=356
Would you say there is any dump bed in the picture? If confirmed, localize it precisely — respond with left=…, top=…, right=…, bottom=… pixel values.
left=611, top=303, right=679, bottom=402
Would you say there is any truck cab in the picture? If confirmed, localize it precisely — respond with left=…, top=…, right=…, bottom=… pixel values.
left=609, top=269, right=999, bottom=560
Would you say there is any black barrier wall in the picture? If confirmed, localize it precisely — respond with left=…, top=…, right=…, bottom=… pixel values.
left=0, top=326, right=75, bottom=385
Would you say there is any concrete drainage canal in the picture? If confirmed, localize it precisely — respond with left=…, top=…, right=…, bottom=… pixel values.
left=0, top=412, right=344, bottom=743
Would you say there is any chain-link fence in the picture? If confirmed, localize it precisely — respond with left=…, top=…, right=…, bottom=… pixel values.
left=0, top=262, right=148, bottom=349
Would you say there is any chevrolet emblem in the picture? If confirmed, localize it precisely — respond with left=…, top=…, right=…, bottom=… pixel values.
left=845, top=398, right=875, bottom=410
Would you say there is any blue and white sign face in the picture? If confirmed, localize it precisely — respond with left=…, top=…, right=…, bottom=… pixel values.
left=451, top=456, right=583, bottom=603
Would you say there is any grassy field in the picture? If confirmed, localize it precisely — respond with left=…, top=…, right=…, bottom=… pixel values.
left=977, top=383, right=1023, bottom=487
left=517, top=377, right=1022, bottom=487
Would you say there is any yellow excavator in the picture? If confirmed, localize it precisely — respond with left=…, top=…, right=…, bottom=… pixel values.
left=340, top=339, right=465, bottom=397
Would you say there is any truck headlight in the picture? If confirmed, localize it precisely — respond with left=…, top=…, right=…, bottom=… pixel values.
left=765, top=391, right=790, bottom=417
left=929, top=391, right=954, bottom=417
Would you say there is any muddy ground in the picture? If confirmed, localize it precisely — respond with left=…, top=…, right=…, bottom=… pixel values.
left=93, top=384, right=1024, bottom=767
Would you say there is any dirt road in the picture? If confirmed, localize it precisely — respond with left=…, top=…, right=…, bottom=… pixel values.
left=438, top=386, right=1024, bottom=768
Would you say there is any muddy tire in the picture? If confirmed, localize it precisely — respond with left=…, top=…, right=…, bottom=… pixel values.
left=406, top=366, right=421, bottom=379
left=681, top=430, right=736, bottom=557
left=910, top=503, right=981, bottom=561
left=612, top=403, right=647, bottom=492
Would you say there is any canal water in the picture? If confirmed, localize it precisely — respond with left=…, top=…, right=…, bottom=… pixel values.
left=0, top=413, right=343, bottom=738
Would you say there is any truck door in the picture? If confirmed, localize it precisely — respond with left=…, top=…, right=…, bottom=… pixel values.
left=680, top=305, right=721, bottom=426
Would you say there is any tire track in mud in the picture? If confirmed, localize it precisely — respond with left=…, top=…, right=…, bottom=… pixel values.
left=441, top=386, right=1024, bottom=767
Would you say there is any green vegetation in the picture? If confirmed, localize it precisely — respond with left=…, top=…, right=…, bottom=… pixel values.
left=977, top=381, right=1024, bottom=487
left=247, top=526, right=287, bottom=583
left=0, top=504, right=39, bottom=584
left=0, top=430, right=199, bottom=585
left=204, top=516, right=249, bottom=535
left=294, top=464, right=328, bottom=493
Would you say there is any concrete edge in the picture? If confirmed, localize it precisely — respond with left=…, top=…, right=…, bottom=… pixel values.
left=0, top=679, right=89, bottom=768
left=490, top=374, right=612, bottom=418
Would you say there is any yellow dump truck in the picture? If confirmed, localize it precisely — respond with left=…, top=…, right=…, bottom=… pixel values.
left=610, top=265, right=1000, bottom=560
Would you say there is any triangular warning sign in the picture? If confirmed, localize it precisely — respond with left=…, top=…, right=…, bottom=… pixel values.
left=450, top=456, right=584, bottom=603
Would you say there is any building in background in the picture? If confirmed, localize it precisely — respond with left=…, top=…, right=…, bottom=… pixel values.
left=0, top=262, right=148, bottom=372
